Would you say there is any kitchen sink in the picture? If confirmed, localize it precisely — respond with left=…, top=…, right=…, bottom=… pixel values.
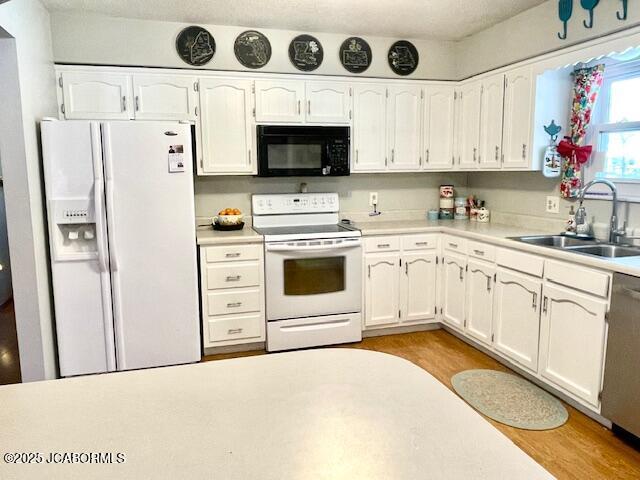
left=511, top=235, right=598, bottom=248
left=564, top=244, right=640, bottom=258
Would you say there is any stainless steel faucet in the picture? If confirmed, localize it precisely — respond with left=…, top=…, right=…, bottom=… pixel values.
left=578, top=179, right=626, bottom=243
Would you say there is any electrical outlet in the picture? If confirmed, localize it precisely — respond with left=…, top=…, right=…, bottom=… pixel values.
left=369, top=192, right=378, bottom=207
left=546, top=196, right=560, bottom=214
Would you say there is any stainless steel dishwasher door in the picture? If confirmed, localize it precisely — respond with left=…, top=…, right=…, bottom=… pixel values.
left=601, top=273, right=640, bottom=438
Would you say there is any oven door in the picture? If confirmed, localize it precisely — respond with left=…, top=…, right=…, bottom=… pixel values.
left=264, top=238, right=362, bottom=321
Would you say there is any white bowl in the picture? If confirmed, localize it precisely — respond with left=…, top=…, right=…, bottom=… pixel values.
left=214, top=214, right=243, bottom=226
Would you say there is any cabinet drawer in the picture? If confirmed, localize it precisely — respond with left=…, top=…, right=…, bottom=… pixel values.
left=204, top=244, right=262, bottom=263
left=207, top=288, right=262, bottom=316
left=443, top=235, right=467, bottom=254
left=545, top=260, right=610, bottom=298
left=206, top=262, right=261, bottom=290
left=401, top=234, right=438, bottom=251
left=364, top=236, right=400, bottom=253
left=467, top=240, right=495, bottom=262
left=495, top=247, right=544, bottom=277
left=207, top=313, right=264, bottom=344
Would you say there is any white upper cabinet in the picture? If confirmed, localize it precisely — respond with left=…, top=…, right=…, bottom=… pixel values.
left=199, top=78, right=255, bottom=175
left=465, top=259, right=495, bottom=346
left=352, top=84, right=387, bottom=172
left=502, top=66, right=534, bottom=169
left=365, top=254, right=400, bottom=328
left=455, top=82, right=481, bottom=170
left=387, top=85, right=423, bottom=171
left=132, top=74, right=198, bottom=120
left=305, top=82, right=352, bottom=124
left=401, top=252, right=437, bottom=323
left=493, top=267, right=542, bottom=373
left=254, top=80, right=305, bottom=123
left=441, top=252, right=466, bottom=331
left=479, top=74, right=505, bottom=169
left=423, top=85, right=455, bottom=170
left=539, top=284, right=608, bottom=408
left=60, top=71, right=133, bottom=120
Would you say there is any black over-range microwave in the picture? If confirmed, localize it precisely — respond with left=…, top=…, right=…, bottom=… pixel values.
left=257, top=125, right=350, bottom=177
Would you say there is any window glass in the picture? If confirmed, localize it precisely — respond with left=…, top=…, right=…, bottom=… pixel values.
left=283, top=257, right=345, bottom=296
left=596, top=130, right=640, bottom=180
left=608, top=76, right=640, bottom=123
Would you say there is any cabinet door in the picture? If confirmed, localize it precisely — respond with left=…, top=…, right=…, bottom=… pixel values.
left=305, top=82, right=351, bottom=124
left=502, top=66, right=534, bottom=169
left=423, top=85, right=455, bottom=170
left=254, top=80, right=304, bottom=123
left=132, top=74, right=198, bottom=120
left=479, top=74, right=504, bottom=169
left=539, top=284, right=607, bottom=407
left=60, top=71, right=132, bottom=120
left=401, top=252, right=437, bottom=323
left=455, top=82, right=481, bottom=170
left=365, top=254, right=400, bottom=327
left=199, top=78, right=254, bottom=175
left=493, top=268, right=542, bottom=372
left=387, top=85, right=422, bottom=171
left=352, top=84, right=387, bottom=172
left=465, top=259, right=496, bottom=346
left=441, top=253, right=466, bottom=330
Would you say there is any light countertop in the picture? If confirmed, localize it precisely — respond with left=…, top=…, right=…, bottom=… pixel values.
left=196, top=225, right=263, bottom=245
left=0, top=349, right=552, bottom=480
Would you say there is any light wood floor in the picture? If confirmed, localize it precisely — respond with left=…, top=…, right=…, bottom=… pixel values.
left=204, top=329, right=640, bottom=479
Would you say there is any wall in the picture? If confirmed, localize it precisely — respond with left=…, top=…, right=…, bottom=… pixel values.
left=49, top=12, right=457, bottom=80
left=0, top=0, right=59, bottom=381
left=195, top=173, right=468, bottom=218
left=457, top=0, right=640, bottom=78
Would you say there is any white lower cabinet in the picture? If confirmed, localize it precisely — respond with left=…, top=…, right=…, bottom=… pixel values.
left=539, top=283, right=608, bottom=408
left=465, top=259, right=495, bottom=346
left=493, top=267, right=542, bottom=373
left=365, top=253, right=401, bottom=327
left=441, top=252, right=466, bottom=330
left=401, top=252, right=437, bottom=323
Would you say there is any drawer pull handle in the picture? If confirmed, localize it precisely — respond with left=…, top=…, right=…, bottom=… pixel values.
left=226, top=275, right=241, bottom=282
left=473, top=249, right=484, bottom=256
left=226, top=302, right=242, bottom=308
left=377, top=243, right=390, bottom=248
left=228, top=328, right=243, bottom=334
left=449, top=243, right=458, bottom=248
left=416, top=242, right=429, bottom=246
left=225, top=253, right=241, bottom=258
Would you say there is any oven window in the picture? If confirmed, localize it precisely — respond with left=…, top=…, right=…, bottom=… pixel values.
left=268, top=143, right=322, bottom=170
left=283, top=256, right=345, bottom=295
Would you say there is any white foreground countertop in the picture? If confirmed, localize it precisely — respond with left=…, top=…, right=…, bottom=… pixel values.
left=0, top=349, right=552, bottom=480
left=196, top=225, right=263, bottom=245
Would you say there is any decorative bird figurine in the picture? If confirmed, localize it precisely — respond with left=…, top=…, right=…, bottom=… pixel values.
left=581, top=0, right=600, bottom=29
left=617, top=0, right=628, bottom=21
left=544, top=121, right=563, bottom=142
left=558, top=0, right=573, bottom=40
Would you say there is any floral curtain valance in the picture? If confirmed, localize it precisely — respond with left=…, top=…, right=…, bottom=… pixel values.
left=560, top=64, right=605, bottom=198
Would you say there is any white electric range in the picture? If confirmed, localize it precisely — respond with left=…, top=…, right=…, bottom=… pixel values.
left=252, top=193, right=363, bottom=352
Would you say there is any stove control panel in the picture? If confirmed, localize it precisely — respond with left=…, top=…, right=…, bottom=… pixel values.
left=252, top=193, right=339, bottom=215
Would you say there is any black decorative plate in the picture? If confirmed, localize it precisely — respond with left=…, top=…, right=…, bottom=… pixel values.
left=234, top=30, right=271, bottom=69
left=175, top=26, right=215, bottom=66
left=388, top=40, right=419, bottom=76
left=339, top=37, right=372, bottom=74
left=289, top=34, right=323, bottom=72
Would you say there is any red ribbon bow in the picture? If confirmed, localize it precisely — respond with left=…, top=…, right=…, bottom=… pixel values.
left=557, top=139, right=593, bottom=165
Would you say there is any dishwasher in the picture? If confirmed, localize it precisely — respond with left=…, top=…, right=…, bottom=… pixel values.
left=601, top=273, right=640, bottom=439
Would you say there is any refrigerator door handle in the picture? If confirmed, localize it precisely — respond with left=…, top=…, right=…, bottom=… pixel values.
left=101, top=123, right=126, bottom=369
left=91, top=123, right=117, bottom=372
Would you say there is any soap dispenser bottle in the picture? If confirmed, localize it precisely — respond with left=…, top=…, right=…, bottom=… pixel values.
left=566, top=205, right=577, bottom=234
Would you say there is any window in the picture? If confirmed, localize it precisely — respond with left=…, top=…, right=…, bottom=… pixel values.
left=585, top=59, right=640, bottom=199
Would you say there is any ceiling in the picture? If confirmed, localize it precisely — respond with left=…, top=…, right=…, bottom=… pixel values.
left=41, top=0, right=548, bottom=41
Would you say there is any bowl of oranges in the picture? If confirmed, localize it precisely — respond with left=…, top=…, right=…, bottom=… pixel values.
left=213, top=208, right=244, bottom=230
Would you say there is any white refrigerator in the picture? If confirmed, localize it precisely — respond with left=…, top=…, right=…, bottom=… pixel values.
left=41, top=120, right=200, bottom=377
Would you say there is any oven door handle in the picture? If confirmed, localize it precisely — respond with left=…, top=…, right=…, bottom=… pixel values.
left=266, top=240, right=361, bottom=252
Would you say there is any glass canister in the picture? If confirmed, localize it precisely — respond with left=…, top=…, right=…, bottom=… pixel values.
left=454, top=197, right=469, bottom=220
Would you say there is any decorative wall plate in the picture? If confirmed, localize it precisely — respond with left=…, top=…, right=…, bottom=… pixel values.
left=289, top=34, right=323, bottom=72
left=234, top=30, right=272, bottom=69
left=175, top=26, right=215, bottom=66
left=339, top=37, right=372, bottom=74
left=388, top=40, right=419, bottom=76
